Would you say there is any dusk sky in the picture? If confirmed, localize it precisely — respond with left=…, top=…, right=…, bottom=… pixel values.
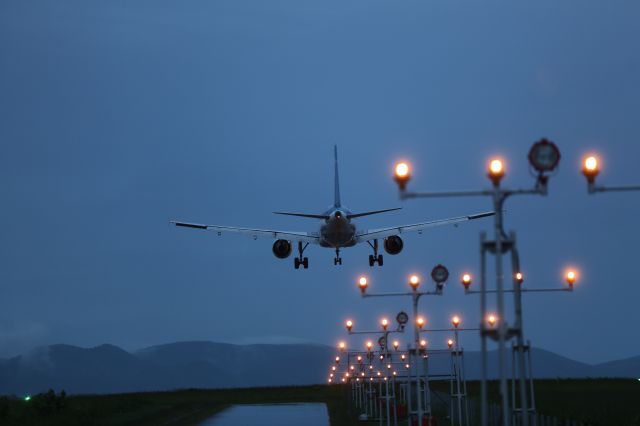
left=1, top=0, right=639, bottom=364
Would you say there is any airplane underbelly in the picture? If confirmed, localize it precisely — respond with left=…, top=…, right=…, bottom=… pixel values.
left=320, top=222, right=356, bottom=247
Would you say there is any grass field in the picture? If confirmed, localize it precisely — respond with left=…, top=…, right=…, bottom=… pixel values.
left=0, top=379, right=638, bottom=425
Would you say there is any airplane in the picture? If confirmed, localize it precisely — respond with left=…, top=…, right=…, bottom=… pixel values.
left=171, top=146, right=494, bottom=269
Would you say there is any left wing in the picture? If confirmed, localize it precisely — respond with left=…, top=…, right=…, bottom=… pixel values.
left=170, top=221, right=319, bottom=243
left=354, top=211, right=495, bottom=242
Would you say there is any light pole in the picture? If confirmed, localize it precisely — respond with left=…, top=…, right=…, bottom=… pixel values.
left=393, top=139, right=561, bottom=426
left=358, top=266, right=449, bottom=425
left=460, top=269, right=577, bottom=424
left=582, top=155, right=640, bottom=194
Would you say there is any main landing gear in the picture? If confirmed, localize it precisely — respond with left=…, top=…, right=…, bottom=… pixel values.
left=334, top=248, right=342, bottom=265
left=294, top=241, right=309, bottom=269
left=367, top=239, right=383, bottom=267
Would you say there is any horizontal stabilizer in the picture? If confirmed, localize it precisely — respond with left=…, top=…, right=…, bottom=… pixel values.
left=273, top=212, right=331, bottom=220
left=346, top=208, right=402, bottom=219
left=172, top=221, right=208, bottom=229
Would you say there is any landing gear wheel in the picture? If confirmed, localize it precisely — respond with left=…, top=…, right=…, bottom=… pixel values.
left=302, top=257, right=309, bottom=269
left=369, top=255, right=375, bottom=267
left=378, top=254, right=383, bottom=266
left=294, top=258, right=300, bottom=269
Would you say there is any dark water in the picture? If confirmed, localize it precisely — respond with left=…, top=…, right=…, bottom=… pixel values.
left=198, top=403, right=329, bottom=426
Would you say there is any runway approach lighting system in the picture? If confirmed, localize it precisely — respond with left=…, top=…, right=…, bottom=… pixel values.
left=409, top=274, right=420, bottom=290
left=358, top=276, right=368, bottom=294
left=566, top=270, right=577, bottom=289
left=583, top=156, right=600, bottom=183
left=461, top=273, right=472, bottom=291
left=431, top=264, right=449, bottom=289
left=394, top=162, right=411, bottom=190
left=528, top=138, right=561, bottom=174
left=396, top=311, right=409, bottom=329
left=489, top=159, right=505, bottom=185
left=487, top=315, right=497, bottom=327
left=452, top=316, right=461, bottom=328
left=381, top=318, right=389, bottom=330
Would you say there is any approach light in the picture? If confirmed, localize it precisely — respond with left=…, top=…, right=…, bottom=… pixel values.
left=366, top=341, right=373, bottom=351
left=332, top=366, right=336, bottom=371
left=583, top=156, right=599, bottom=183
left=488, top=315, right=497, bottom=327
left=357, top=355, right=362, bottom=363
left=566, top=270, right=577, bottom=289
left=419, top=339, right=427, bottom=348
left=346, top=320, right=353, bottom=332
left=452, top=316, right=460, bottom=328
left=409, top=275, right=420, bottom=290
left=358, top=276, right=368, bottom=293
left=394, top=162, right=411, bottom=190
left=461, top=273, right=472, bottom=290
left=393, top=340, right=400, bottom=350
left=405, top=363, right=410, bottom=369
left=489, top=159, right=505, bottom=185
left=24, top=395, right=31, bottom=402
left=528, top=138, right=561, bottom=173
left=400, top=354, right=406, bottom=361
left=431, top=264, right=449, bottom=285
left=381, top=318, right=389, bottom=330
left=416, top=317, right=425, bottom=329
left=447, top=339, right=454, bottom=349
left=335, top=356, right=340, bottom=364
left=515, top=272, right=524, bottom=284
left=338, top=341, right=346, bottom=352
left=350, top=365, right=355, bottom=371
left=396, top=311, right=409, bottom=326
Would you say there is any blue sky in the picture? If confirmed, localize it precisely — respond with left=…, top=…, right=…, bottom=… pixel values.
left=0, top=0, right=639, bottom=364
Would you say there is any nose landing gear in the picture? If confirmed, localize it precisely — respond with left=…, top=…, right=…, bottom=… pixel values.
left=334, top=248, right=342, bottom=265
left=294, top=241, right=309, bottom=269
left=367, top=239, right=384, bottom=267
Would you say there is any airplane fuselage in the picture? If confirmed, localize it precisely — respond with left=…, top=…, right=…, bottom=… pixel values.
left=319, top=208, right=357, bottom=248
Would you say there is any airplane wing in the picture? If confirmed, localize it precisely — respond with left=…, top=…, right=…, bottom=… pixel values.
left=170, top=221, right=319, bottom=243
left=354, top=211, right=495, bottom=242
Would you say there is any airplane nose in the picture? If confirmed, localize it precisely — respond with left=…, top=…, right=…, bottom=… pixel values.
left=335, top=211, right=342, bottom=218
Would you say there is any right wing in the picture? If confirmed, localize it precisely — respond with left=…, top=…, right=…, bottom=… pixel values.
left=170, top=221, right=319, bottom=243
left=355, top=211, right=495, bottom=242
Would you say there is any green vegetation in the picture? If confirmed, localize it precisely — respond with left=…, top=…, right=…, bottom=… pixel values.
left=0, top=385, right=357, bottom=426
left=0, top=379, right=638, bottom=426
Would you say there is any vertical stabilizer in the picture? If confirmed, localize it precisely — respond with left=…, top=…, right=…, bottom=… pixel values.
left=334, top=145, right=341, bottom=207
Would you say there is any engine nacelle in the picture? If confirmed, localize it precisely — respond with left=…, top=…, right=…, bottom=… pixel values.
left=384, top=235, right=404, bottom=255
left=272, top=239, right=292, bottom=259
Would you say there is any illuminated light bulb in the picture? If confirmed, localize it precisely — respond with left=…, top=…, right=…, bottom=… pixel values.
left=346, top=320, right=353, bottom=332
left=395, top=162, right=409, bottom=178
left=381, top=318, right=389, bottom=330
left=488, top=315, right=497, bottom=327
left=409, top=275, right=420, bottom=289
left=358, top=276, right=368, bottom=293
left=452, top=316, right=461, bottom=328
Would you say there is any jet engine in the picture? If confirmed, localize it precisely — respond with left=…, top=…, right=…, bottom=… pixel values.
left=383, top=236, right=404, bottom=255
left=272, top=239, right=292, bottom=259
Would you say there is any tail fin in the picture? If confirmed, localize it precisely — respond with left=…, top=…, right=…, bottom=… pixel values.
left=334, top=145, right=341, bottom=207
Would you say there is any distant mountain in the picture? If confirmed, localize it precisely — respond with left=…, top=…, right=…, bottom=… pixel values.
left=0, top=341, right=637, bottom=396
